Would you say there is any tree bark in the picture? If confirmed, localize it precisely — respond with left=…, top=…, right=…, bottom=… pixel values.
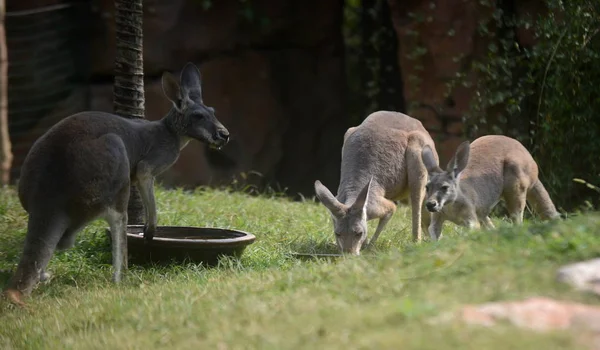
left=0, top=0, right=11, bottom=186
left=114, top=0, right=144, bottom=224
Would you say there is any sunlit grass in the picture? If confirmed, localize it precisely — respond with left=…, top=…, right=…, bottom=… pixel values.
left=1, top=185, right=599, bottom=349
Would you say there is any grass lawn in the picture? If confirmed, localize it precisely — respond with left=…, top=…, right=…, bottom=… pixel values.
left=1, top=185, right=599, bottom=349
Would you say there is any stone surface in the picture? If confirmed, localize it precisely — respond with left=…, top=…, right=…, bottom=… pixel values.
left=387, top=0, right=493, bottom=163
left=9, top=0, right=550, bottom=194
left=433, top=297, right=600, bottom=349
left=459, top=297, right=600, bottom=332
left=89, top=0, right=344, bottom=77
left=557, top=259, right=600, bottom=296
left=86, top=0, right=347, bottom=194
left=386, top=0, right=546, bottom=164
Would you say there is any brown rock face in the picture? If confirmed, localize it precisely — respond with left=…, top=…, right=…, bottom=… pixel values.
left=387, top=0, right=494, bottom=164
left=6, top=0, right=348, bottom=196
left=88, top=0, right=348, bottom=194
left=9, top=0, right=550, bottom=195
left=432, top=297, right=600, bottom=350
left=7, top=0, right=347, bottom=196
left=459, top=297, right=600, bottom=332
left=386, top=0, right=547, bottom=163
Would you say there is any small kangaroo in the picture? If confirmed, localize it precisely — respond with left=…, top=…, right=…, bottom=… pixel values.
left=314, top=111, right=439, bottom=255
left=421, top=134, right=560, bottom=240
left=3, top=62, right=229, bottom=304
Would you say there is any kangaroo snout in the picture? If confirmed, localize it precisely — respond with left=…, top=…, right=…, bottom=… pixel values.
left=212, top=127, right=230, bottom=148
left=218, top=128, right=229, bottom=142
left=339, top=244, right=361, bottom=256
left=426, top=200, right=439, bottom=212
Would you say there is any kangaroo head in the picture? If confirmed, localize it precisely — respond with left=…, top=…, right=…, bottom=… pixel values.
left=314, top=178, right=372, bottom=255
left=421, top=141, right=470, bottom=213
left=161, top=62, right=230, bottom=149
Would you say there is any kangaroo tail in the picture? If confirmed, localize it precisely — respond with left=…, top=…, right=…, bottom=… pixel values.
left=527, top=180, right=560, bottom=220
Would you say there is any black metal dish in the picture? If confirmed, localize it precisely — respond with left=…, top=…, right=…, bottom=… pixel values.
left=125, top=225, right=256, bottom=266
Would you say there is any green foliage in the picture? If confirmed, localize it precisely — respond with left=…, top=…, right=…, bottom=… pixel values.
left=453, top=0, right=600, bottom=210
left=2, top=186, right=600, bottom=348
left=343, top=0, right=404, bottom=124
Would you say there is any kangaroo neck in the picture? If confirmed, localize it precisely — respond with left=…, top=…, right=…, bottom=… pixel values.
left=448, top=182, right=472, bottom=210
left=336, top=179, right=368, bottom=206
left=162, top=108, right=187, bottom=136
left=160, top=108, right=190, bottom=149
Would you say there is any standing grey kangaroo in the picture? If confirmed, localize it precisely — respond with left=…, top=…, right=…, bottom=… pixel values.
left=421, top=135, right=560, bottom=241
left=4, top=62, right=229, bottom=305
left=314, top=111, right=439, bottom=255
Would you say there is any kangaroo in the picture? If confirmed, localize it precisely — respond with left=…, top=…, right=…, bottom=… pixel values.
left=3, top=62, right=229, bottom=305
left=314, top=111, right=439, bottom=255
left=420, top=135, right=560, bottom=241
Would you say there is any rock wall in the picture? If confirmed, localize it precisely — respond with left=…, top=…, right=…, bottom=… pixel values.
left=7, top=0, right=547, bottom=196
left=387, top=0, right=545, bottom=163
left=87, top=0, right=348, bottom=196
left=387, top=0, right=493, bottom=163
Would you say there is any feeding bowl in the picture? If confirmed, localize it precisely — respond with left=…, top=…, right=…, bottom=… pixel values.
left=124, top=225, right=256, bottom=266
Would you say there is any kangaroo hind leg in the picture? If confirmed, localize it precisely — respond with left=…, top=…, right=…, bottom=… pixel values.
left=82, top=133, right=132, bottom=283
left=406, top=135, right=428, bottom=242
left=503, top=179, right=528, bottom=225
left=5, top=211, right=70, bottom=301
left=105, top=183, right=130, bottom=283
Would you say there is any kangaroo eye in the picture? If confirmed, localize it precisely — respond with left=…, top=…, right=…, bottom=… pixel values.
left=425, top=184, right=430, bottom=191
left=441, top=185, right=449, bottom=191
left=335, top=232, right=341, bottom=237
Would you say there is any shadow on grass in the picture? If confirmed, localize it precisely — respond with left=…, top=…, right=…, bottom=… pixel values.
left=288, top=237, right=339, bottom=255
left=286, top=237, right=344, bottom=262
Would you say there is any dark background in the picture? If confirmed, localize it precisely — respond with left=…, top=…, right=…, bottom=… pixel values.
left=3, top=0, right=565, bottom=201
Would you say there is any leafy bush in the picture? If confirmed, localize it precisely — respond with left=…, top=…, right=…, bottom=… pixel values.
left=454, top=0, right=600, bottom=211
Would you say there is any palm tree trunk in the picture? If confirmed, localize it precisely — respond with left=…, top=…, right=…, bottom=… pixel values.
left=114, top=0, right=144, bottom=224
left=0, top=0, right=11, bottom=186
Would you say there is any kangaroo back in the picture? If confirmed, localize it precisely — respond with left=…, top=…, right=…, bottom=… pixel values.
left=421, top=135, right=559, bottom=238
left=315, top=111, right=439, bottom=254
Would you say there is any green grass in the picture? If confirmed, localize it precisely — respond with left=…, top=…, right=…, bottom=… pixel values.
left=1, top=185, right=599, bottom=349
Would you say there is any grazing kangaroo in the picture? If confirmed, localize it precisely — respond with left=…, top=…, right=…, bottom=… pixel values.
left=314, top=111, right=439, bottom=255
left=421, top=135, right=560, bottom=241
left=3, top=62, right=229, bottom=304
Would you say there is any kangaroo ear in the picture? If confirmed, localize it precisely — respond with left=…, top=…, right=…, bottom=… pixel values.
left=351, top=177, right=373, bottom=213
left=446, top=141, right=470, bottom=179
left=314, top=180, right=346, bottom=218
left=161, top=71, right=182, bottom=111
left=422, top=145, right=442, bottom=174
left=180, top=62, right=202, bottom=102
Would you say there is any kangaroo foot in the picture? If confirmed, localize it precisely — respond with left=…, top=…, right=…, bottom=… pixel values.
left=40, top=271, right=52, bottom=282
left=3, top=289, right=28, bottom=308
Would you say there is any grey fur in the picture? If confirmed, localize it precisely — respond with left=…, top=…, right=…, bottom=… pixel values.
left=5, top=62, right=229, bottom=297
left=314, top=111, right=439, bottom=255
left=421, top=135, right=560, bottom=241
